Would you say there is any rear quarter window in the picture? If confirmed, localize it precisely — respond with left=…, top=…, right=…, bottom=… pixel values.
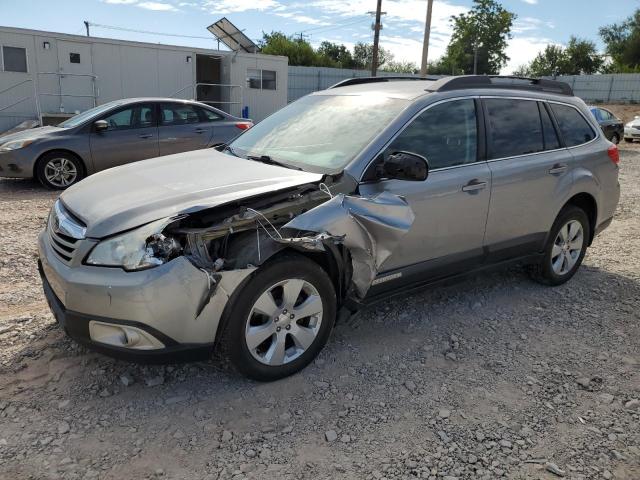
left=550, top=104, right=596, bottom=147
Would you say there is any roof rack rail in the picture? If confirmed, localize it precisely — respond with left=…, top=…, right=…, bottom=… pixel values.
left=425, top=75, right=573, bottom=96
left=329, top=76, right=436, bottom=89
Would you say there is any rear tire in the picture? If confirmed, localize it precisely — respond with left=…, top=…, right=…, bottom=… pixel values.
left=220, top=253, right=336, bottom=381
left=531, top=206, right=589, bottom=286
left=36, top=151, right=84, bottom=190
left=610, top=133, right=620, bottom=144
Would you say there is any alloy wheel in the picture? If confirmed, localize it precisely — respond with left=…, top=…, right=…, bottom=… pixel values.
left=44, top=158, right=78, bottom=188
left=551, top=219, right=584, bottom=275
left=245, top=278, right=323, bottom=366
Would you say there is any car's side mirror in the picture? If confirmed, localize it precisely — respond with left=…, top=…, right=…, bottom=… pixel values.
left=377, top=151, right=429, bottom=181
left=94, top=120, right=108, bottom=132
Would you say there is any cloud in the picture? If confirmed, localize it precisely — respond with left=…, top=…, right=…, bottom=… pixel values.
left=522, top=0, right=538, bottom=4
left=136, top=1, right=178, bottom=10
left=502, top=36, right=555, bottom=74
left=102, top=0, right=137, bottom=4
left=201, top=0, right=281, bottom=14
left=308, top=0, right=467, bottom=61
left=274, top=11, right=331, bottom=26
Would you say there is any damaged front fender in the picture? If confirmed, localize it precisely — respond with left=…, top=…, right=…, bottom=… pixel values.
left=278, top=191, right=415, bottom=298
left=166, top=184, right=414, bottom=306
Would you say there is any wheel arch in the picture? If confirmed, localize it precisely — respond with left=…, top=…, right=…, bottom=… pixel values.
left=34, top=149, right=87, bottom=178
left=560, top=192, right=598, bottom=245
left=212, top=246, right=348, bottom=348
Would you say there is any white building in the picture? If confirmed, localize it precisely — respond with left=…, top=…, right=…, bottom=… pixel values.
left=0, top=26, right=288, bottom=132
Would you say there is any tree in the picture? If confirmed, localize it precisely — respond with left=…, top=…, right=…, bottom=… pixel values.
left=317, top=41, right=355, bottom=69
left=444, top=0, right=516, bottom=75
left=517, top=44, right=567, bottom=77
left=352, top=42, right=393, bottom=70
left=514, top=37, right=603, bottom=77
left=599, top=9, right=640, bottom=72
left=564, top=37, right=604, bottom=74
left=381, top=60, right=418, bottom=74
left=259, top=32, right=319, bottom=67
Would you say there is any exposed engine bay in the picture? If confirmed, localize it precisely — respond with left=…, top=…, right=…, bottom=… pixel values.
left=140, top=175, right=415, bottom=316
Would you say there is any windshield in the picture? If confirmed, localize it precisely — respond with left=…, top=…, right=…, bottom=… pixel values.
left=228, top=94, right=409, bottom=173
left=58, top=102, right=125, bottom=128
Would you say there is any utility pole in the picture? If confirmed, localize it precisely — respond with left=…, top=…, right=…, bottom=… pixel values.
left=473, top=43, right=478, bottom=74
left=84, top=21, right=90, bottom=37
left=369, top=0, right=383, bottom=76
left=419, top=0, right=434, bottom=77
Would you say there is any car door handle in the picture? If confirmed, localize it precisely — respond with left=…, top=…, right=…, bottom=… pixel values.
left=195, top=128, right=206, bottom=133
left=548, top=164, right=568, bottom=175
left=462, top=180, right=488, bottom=192
left=138, top=133, right=154, bottom=139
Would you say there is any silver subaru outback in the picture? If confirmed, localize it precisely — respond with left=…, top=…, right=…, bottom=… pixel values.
left=38, top=76, right=620, bottom=381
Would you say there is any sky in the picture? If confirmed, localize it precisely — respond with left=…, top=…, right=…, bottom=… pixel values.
left=0, top=0, right=638, bottom=73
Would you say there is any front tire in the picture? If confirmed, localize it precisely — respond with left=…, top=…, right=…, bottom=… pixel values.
left=531, top=206, right=589, bottom=286
left=624, top=137, right=634, bottom=143
left=36, top=152, right=84, bottom=189
left=221, top=254, right=336, bottom=381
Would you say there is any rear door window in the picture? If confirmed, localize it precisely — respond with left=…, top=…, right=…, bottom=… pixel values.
left=485, top=98, right=544, bottom=159
left=599, top=108, right=613, bottom=120
left=160, top=103, right=201, bottom=126
left=550, top=104, right=596, bottom=147
left=198, top=107, right=223, bottom=122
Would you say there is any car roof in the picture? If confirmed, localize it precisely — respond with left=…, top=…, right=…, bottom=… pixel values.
left=112, top=97, right=217, bottom=106
left=317, top=76, right=577, bottom=102
left=313, top=80, right=436, bottom=100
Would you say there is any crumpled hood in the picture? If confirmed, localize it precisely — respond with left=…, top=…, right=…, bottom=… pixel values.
left=0, top=126, right=62, bottom=144
left=60, top=149, right=323, bottom=238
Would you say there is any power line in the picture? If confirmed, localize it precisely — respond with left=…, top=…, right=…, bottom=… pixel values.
left=87, top=22, right=216, bottom=40
left=298, top=16, right=369, bottom=35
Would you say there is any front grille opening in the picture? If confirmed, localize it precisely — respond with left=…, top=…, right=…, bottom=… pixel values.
left=54, top=231, right=78, bottom=245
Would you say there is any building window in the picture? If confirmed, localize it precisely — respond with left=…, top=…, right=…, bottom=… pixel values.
left=69, top=52, right=81, bottom=64
left=247, top=69, right=277, bottom=90
left=2, top=46, right=28, bottom=73
left=262, top=70, right=276, bottom=90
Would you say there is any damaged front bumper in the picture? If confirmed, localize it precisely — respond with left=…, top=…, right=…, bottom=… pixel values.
left=37, top=231, right=253, bottom=361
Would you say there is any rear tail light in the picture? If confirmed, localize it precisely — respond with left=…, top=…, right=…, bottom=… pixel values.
left=607, top=144, right=620, bottom=165
left=235, top=122, right=253, bottom=130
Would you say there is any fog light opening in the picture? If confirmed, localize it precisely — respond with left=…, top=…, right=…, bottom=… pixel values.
left=89, top=321, right=165, bottom=350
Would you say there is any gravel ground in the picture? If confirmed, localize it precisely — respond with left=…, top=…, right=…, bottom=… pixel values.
left=1, top=144, right=639, bottom=480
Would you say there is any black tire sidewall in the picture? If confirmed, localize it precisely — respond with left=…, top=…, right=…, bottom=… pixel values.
left=223, top=255, right=336, bottom=381
left=36, top=152, right=84, bottom=190
left=539, top=206, right=589, bottom=286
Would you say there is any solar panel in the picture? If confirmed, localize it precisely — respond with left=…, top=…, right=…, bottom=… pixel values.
left=207, top=17, right=258, bottom=53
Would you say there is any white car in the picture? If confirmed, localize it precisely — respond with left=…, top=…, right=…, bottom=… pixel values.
left=624, top=115, right=640, bottom=143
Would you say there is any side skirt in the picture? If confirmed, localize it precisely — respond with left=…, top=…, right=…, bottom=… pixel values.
left=360, top=252, right=543, bottom=308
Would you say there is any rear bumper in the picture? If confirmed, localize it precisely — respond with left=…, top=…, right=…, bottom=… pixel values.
left=38, top=260, right=213, bottom=362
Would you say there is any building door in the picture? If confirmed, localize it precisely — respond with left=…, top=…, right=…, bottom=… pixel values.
left=55, top=41, right=94, bottom=114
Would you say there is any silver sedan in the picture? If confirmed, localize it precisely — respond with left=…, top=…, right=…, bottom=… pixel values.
left=0, top=98, right=252, bottom=189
